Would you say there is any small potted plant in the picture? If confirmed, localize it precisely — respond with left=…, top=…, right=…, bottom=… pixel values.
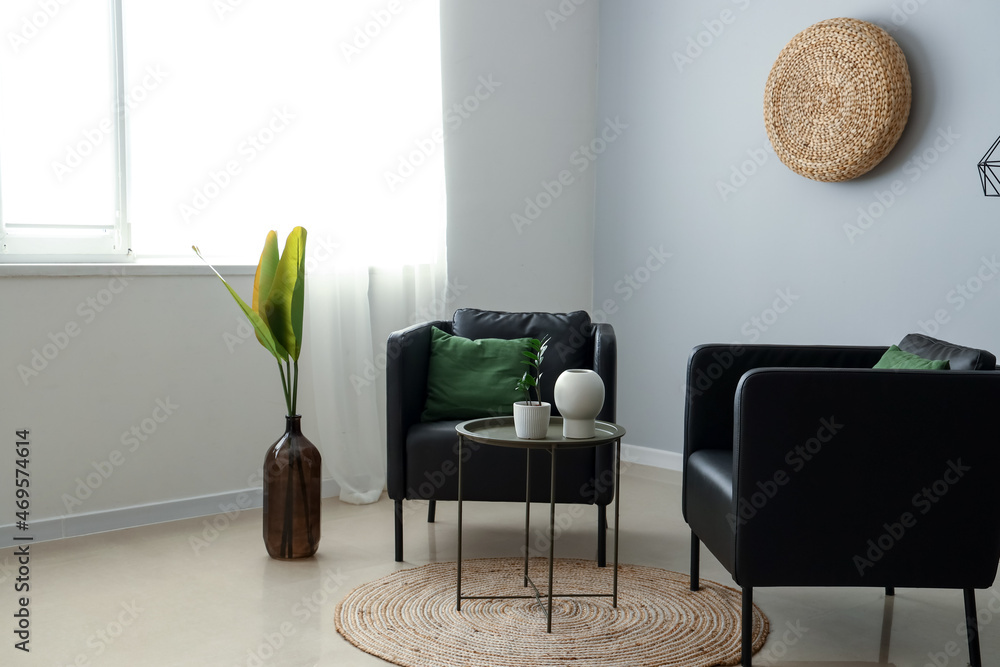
left=513, top=335, right=551, bottom=439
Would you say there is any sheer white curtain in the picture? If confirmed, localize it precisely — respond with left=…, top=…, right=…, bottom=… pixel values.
left=305, top=268, right=384, bottom=504
left=304, top=1, right=447, bottom=504
left=125, top=0, right=446, bottom=502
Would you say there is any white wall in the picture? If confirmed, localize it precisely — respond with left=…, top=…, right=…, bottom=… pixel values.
left=0, top=270, right=324, bottom=542
left=442, top=0, right=600, bottom=313
left=594, top=0, right=1000, bottom=454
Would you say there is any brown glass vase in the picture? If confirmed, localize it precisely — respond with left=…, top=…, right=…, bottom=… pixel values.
left=263, top=415, right=321, bottom=559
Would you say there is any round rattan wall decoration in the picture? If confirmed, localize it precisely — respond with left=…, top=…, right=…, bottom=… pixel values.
left=763, top=17, right=911, bottom=182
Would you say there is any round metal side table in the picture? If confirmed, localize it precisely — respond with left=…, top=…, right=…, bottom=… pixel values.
left=454, top=416, right=626, bottom=632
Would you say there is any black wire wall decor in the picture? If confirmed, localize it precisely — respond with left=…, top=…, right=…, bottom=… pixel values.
left=980, top=135, right=1000, bottom=196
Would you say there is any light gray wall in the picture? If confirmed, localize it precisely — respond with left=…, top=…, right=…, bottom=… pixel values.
left=0, top=272, right=313, bottom=541
left=443, top=0, right=600, bottom=314
left=594, top=0, right=1000, bottom=453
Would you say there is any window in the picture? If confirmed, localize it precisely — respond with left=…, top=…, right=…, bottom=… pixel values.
left=1, top=0, right=445, bottom=266
left=0, top=0, right=129, bottom=261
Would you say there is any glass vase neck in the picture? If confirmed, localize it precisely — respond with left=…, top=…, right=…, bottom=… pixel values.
left=284, top=415, right=303, bottom=434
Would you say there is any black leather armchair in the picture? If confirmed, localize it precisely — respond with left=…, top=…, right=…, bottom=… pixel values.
left=684, top=337, right=1000, bottom=666
left=387, top=308, right=616, bottom=563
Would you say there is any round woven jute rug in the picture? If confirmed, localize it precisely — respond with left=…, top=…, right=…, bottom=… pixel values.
left=336, top=558, right=769, bottom=667
left=764, top=17, right=911, bottom=182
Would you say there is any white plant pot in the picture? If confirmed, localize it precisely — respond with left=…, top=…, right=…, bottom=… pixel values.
left=553, top=369, right=605, bottom=438
left=513, top=401, right=551, bottom=439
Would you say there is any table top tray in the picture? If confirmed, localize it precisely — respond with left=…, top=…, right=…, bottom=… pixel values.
left=455, top=416, right=625, bottom=450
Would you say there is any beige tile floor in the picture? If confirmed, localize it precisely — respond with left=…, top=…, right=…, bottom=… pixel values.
left=1, top=465, right=996, bottom=666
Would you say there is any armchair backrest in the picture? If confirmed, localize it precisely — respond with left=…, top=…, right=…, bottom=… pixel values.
left=452, top=309, right=615, bottom=420
left=898, top=333, right=997, bottom=369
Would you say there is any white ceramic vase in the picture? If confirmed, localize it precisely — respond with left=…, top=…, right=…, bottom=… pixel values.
left=513, top=401, right=551, bottom=439
left=553, top=369, right=605, bottom=438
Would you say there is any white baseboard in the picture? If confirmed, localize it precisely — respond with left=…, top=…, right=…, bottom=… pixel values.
left=0, top=479, right=340, bottom=546
left=621, top=442, right=683, bottom=471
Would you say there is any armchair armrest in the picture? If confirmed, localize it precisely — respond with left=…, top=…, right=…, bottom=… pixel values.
left=593, top=322, right=617, bottom=422
left=685, top=344, right=888, bottom=454
left=732, top=367, right=1000, bottom=588
left=386, top=319, right=451, bottom=499
left=683, top=344, right=886, bottom=519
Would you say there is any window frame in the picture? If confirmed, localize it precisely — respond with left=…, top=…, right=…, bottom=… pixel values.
left=0, top=0, right=133, bottom=264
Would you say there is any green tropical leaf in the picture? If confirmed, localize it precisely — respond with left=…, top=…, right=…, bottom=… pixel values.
left=252, top=231, right=278, bottom=315
left=193, top=246, right=285, bottom=362
left=251, top=231, right=285, bottom=357
left=264, top=227, right=307, bottom=362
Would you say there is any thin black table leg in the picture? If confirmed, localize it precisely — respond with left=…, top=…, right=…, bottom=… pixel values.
left=524, top=449, right=530, bottom=587
left=547, top=444, right=556, bottom=633
left=456, top=435, right=463, bottom=611
left=613, top=438, right=620, bottom=607
left=597, top=504, right=607, bottom=567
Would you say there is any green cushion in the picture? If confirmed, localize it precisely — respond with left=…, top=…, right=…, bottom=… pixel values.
left=873, top=345, right=950, bottom=370
left=421, top=327, right=532, bottom=422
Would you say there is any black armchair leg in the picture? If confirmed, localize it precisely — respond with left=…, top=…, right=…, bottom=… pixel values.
left=597, top=504, right=607, bottom=567
left=427, top=500, right=436, bottom=523
left=965, top=588, right=983, bottom=667
left=742, top=585, right=753, bottom=666
left=690, top=532, right=700, bottom=591
left=885, top=586, right=894, bottom=596
left=394, top=499, right=404, bottom=562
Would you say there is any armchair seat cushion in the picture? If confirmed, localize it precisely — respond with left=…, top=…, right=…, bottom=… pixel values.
left=405, top=421, right=604, bottom=504
left=685, top=449, right=735, bottom=573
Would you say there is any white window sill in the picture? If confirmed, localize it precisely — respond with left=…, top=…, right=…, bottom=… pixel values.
left=0, top=256, right=257, bottom=277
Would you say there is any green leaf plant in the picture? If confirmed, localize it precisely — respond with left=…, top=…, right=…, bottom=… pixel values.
left=515, top=335, right=550, bottom=406
left=194, top=227, right=308, bottom=417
